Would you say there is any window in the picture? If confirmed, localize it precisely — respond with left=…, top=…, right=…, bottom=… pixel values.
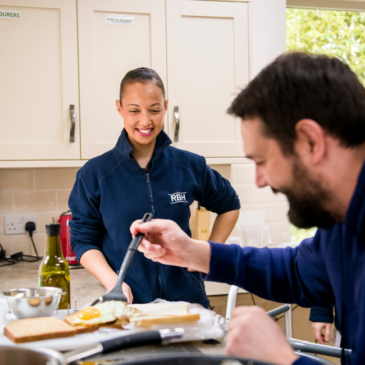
left=287, top=7, right=365, bottom=85
left=286, top=4, right=365, bottom=242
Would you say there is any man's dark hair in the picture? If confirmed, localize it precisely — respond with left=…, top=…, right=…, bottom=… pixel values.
left=228, top=52, right=365, bottom=154
left=119, top=67, right=166, bottom=104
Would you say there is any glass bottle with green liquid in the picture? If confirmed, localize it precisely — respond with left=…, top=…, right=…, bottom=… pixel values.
left=39, top=223, right=70, bottom=309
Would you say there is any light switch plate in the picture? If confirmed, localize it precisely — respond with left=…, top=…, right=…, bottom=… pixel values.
left=5, top=214, right=37, bottom=235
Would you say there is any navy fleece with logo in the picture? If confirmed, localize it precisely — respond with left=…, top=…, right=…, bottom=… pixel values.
left=203, top=162, right=365, bottom=365
left=69, top=129, right=240, bottom=306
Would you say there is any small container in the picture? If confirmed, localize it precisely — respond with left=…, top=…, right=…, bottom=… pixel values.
left=38, top=224, right=70, bottom=309
left=58, top=210, right=78, bottom=265
left=1, top=287, right=62, bottom=319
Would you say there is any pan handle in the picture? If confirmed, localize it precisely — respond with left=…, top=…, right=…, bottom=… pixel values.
left=101, top=330, right=162, bottom=353
left=64, top=331, right=161, bottom=363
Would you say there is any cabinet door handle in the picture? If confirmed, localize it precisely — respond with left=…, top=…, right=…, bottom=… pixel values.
left=173, top=106, right=180, bottom=142
left=69, top=105, right=75, bottom=143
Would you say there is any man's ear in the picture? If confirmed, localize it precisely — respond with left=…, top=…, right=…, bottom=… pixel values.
left=294, top=119, right=326, bottom=165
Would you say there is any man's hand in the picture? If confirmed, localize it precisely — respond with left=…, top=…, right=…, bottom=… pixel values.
left=105, top=281, right=133, bottom=304
left=130, top=219, right=211, bottom=273
left=312, top=322, right=332, bottom=344
left=225, top=306, right=299, bottom=365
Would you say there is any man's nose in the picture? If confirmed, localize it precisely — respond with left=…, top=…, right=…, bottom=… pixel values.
left=255, top=166, right=268, bottom=188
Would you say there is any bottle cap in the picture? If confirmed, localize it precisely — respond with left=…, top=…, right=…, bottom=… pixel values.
left=46, top=223, right=61, bottom=236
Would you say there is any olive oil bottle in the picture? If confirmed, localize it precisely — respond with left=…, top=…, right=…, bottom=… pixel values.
left=39, top=224, right=70, bottom=309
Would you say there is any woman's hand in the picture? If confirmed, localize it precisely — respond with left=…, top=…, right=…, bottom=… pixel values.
left=105, top=281, right=133, bottom=304
left=121, top=282, right=133, bottom=304
left=131, top=219, right=211, bottom=273
left=312, top=322, right=332, bottom=344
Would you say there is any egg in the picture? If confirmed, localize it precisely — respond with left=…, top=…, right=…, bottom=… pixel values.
left=72, top=301, right=130, bottom=326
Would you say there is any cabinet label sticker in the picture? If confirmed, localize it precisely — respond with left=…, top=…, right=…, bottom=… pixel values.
left=106, top=15, right=133, bottom=26
left=0, top=10, right=20, bottom=19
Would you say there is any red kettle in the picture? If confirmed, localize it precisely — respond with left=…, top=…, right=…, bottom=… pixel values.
left=58, top=210, right=78, bottom=265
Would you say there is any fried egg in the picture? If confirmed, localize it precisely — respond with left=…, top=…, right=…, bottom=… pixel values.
left=72, top=301, right=131, bottom=326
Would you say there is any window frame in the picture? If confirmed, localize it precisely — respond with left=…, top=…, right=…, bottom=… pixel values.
left=287, top=0, right=365, bottom=11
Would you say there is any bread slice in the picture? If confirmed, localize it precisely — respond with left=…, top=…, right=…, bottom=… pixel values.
left=4, top=317, right=76, bottom=343
left=129, top=314, right=200, bottom=327
left=63, top=313, right=129, bottom=334
left=128, top=302, right=189, bottom=316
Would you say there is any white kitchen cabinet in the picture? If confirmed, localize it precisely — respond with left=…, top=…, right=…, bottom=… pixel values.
left=166, top=0, right=249, bottom=157
left=0, top=0, right=80, bottom=160
left=78, top=0, right=167, bottom=159
left=0, top=0, right=286, bottom=167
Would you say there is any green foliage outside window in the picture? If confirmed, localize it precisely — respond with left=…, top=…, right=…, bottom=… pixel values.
left=287, top=8, right=365, bottom=85
left=286, top=8, right=365, bottom=242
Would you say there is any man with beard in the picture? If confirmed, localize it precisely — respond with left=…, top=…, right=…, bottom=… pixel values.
left=130, top=52, right=365, bottom=365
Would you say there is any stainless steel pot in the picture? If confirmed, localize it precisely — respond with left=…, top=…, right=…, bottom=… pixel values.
left=0, top=346, right=67, bottom=365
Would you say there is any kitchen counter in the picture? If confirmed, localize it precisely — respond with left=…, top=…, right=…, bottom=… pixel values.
left=0, top=261, right=224, bottom=358
left=0, top=261, right=105, bottom=308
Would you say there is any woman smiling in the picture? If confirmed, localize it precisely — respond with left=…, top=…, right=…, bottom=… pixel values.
left=68, top=68, right=240, bottom=307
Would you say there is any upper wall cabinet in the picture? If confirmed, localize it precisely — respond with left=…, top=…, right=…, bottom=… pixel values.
left=166, top=0, right=249, bottom=157
left=78, top=0, right=167, bottom=159
left=0, top=0, right=80, bottom=160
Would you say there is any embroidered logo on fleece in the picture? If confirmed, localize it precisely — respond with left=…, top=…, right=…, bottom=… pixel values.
left=169, top=192, right=188, bottom=204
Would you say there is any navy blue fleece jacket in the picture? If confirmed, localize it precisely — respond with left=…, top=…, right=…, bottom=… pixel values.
left=203, top=162, right=365, bottom=365
left=69, top=129, right=240, bottom=307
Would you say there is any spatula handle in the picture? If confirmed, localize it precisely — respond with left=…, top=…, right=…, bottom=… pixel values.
left=129, top=212, right=154, bottom=250
left=115, top=213, right=154, bottom=287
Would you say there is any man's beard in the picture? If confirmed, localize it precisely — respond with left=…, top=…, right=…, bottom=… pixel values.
left=273, top=160, right=337, bottom=230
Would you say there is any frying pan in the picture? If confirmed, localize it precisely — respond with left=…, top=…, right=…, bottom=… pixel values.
left=0, top=346, right=275, bottom=365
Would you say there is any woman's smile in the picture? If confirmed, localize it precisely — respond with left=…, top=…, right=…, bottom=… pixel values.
left=136, top=127, right=154, bottom=137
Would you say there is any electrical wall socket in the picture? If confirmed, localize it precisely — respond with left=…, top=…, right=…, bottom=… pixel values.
left=5, top=214, right=37, bottom=235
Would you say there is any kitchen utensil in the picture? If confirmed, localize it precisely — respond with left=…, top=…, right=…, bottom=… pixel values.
left=0, top=346, right=275, bottom=365
left=1, top=287, right=63, bottom=319
left=64, top=328, right=184, bottom=363
left=225, top=236, right=243, bottom=247
left=58, top=210, right=78, bottom=265
left=237, top=211, right=271, bottom=248
left=0, top=346, right=67, bottom=365
left=91, top=212, right=153, bottom=306
left=239, top=224, right=271, bottom=248
left=119, top=355, right=275, bottom=365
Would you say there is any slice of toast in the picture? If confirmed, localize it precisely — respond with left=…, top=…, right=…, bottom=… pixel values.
left=129, top=313, right=200, bottom=327
left=4, top=317, right=76, bottom=343
left=128, top=302, right=189, bottom=317
left=63, top=312, right=129, bottom=334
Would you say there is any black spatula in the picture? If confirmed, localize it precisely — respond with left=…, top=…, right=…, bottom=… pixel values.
left=90, top=212, right=153, bottom=306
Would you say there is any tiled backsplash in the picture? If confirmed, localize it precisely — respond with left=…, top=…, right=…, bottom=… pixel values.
left=0, top=163, right=290, bottom=257
left=0, top=168, right=78, bottom=257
